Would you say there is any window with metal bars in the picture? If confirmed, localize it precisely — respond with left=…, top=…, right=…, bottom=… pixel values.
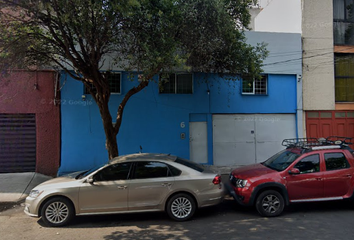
left=333, top=0, right=354, bottom=45
left=335, top=53, right=354, bottom=102
left=84, top=73, right=121, bottom=94
left=242, top=75, right=267, bottom=95
left=159, top=73, right=193, bottom=94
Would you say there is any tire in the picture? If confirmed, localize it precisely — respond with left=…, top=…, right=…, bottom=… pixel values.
left=256, top=190, right=284, bottom=217
left=166, top=193, right=196, bottom=221
left=40, top=197, right=74, bottom=227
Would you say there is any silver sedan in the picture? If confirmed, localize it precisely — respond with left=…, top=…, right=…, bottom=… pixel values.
left=24, top=153, right=225, bottom=227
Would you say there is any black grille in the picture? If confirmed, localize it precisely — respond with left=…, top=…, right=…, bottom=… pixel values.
left=229, top=174, right=237, bottom=187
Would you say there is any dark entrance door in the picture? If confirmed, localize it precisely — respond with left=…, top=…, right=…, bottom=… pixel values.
left=0, top=114, right=36, bottom=173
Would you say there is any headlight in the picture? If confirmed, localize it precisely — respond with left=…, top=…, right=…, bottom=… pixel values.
left=29, top=190, right=43, bottom=198
left=236, top=179, right=248, bottom=188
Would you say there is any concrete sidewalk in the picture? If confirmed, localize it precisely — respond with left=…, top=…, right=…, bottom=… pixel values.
left=0, top=173, right=52, bottom=203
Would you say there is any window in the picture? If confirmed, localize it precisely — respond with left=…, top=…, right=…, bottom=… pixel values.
left=307, top=112, right=319, bottom=118
left=167, top=164, right=182, bottom=176
left=159, top=73, right=193, bottom=94
left=321, top=112, right=332, bottom=118
left=175, top=158, right=205, bottom=172
left=84, top=72, right=121, bottom=94
left=334, top=54, right=354, bottom=102
left=133, top=162, right=172, bottom=179
left=94, top=163, right=132, bottom=181
left=262, top=150, right=300, bottom=171
left=242, top=75, right=267, bottom=95
left=294, top=154, right=320, bottom=174
left=324, top=152, right=350, bottom=171
left=333, top=0, right=354, bottom=45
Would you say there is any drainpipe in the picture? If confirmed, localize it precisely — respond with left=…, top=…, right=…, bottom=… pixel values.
left=296, top=73, right=304, bottom=138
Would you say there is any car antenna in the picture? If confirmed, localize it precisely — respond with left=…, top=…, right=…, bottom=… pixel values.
left=139, top=145, right=143, bottom=153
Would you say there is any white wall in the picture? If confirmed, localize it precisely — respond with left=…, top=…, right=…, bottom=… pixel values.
left=254, top=0, right=301, bottom=33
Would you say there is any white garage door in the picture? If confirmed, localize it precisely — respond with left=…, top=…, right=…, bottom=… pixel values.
left=213, top=114, right=296, bottom=166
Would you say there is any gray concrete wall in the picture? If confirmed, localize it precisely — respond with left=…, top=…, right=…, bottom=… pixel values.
left=245, top=31, right=302, bottom=75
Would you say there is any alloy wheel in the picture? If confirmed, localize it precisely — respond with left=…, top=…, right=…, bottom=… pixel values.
left=170, top=197, right=192, bottom=219
left=261, top=194, right=280, bottom=214
left=45, top=201, right=70, bottom=224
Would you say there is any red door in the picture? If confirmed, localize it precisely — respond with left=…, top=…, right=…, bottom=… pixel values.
left=322, top=152, right=353, bottom=197
left=306, top=111, right=354, bottom=139
left=286, top=154, right=324, bottom=201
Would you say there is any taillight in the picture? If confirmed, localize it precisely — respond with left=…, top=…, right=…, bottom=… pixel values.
left=212, top=175, right=222, bottom=185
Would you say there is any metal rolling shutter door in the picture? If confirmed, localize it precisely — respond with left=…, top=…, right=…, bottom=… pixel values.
left=0, top=114, right=36, bottom=173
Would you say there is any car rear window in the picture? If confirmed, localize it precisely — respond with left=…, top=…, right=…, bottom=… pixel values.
left=175, top=158, right=205, bottom=172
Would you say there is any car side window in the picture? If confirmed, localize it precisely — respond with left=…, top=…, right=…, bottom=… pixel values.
left=324, top=152, right=350, bottom=171
left=94, top=163, right=132, bottom=181
left=134, top=162, right=172, bottom=179
left=167, top=164, right=182, bottom=176
left=294, top=154, right=320, bottom=174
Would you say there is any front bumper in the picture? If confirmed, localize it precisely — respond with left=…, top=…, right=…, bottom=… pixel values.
left=224, top=181, right=248, bottom=206
left=23, top=197, right=40, bottom=217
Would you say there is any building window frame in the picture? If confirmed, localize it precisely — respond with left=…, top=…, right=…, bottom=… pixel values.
left=334, top=53, right=354, bottom=102
left=159, top=73, right=193, bottom=94
left=333, top=0, right=354, bottom=45
left=84, top=72, right=122, bottom=95
left=241, top=75, right=268, bottom=95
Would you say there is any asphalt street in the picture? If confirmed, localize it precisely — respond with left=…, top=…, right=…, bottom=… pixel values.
left=1, top=198, right=354, bottom=240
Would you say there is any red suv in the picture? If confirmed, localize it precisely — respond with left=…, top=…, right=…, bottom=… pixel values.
left=228, top=137, right=354, bottom=217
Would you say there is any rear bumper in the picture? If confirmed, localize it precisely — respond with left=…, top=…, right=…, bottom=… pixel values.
left=198, top=184, right=226, bottom=208
left=200, top=195, right=224, bottom=208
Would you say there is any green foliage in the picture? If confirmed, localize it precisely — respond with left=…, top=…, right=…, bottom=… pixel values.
left=0, top=0, right=268, bottom=157
left=0, top=0, right=267, bottom=80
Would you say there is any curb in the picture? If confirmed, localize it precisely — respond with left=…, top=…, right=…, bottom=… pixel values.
left=0, top=199, right=25, bottom=212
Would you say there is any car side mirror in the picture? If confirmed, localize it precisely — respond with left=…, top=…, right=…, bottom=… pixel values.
left=288, top=168, right=300, bottom=175
left=87, top=177, right=95, bottom=184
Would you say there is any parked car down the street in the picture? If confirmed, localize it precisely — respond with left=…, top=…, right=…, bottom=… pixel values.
left=24, top=153, right=225, bottom=227
left=227, top=136, right=354, bottom=217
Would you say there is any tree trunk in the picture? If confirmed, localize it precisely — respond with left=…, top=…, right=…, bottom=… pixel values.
left=95, top=80, right=150, bottom=161
left=114, top=80, right=150, bottom=136
left=96, top=97, right=119, bottom=160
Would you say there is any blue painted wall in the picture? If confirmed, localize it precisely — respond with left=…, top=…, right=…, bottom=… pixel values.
left=58, top=31, right=302, bottom=175
left=59, top=72, right=297, bottom=175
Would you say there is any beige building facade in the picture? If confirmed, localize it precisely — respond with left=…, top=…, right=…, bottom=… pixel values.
left=302, top=0, right=354, bottom=139
left=302, top=0, right=335, bottom=111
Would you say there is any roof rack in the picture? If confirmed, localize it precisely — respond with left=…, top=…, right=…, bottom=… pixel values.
left=282, top=136, right=352, bottom=149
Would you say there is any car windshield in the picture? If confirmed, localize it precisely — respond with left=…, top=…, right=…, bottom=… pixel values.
left=262, top=150, right=300, bottom=171
left=75, top=163, right=107, bottom=179
left=175, top=157, right=205, bottom=172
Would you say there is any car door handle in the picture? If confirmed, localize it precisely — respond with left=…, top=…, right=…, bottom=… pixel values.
left=316, top=178, right=322, bottom=181
left=161, top=183, right=172, bottom=187
left=117, top=186, right=127, bottom=190
left=345, top=174, right=352, bottom=178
